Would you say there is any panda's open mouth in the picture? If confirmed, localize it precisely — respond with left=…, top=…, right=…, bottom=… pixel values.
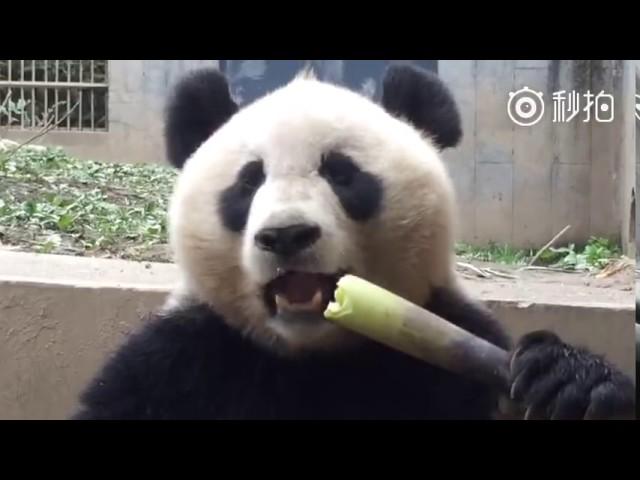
left=263, top=270, right=346, bottom=317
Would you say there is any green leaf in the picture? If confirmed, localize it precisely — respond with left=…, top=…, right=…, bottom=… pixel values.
left=57, top=214, right=75, bottom=232
left=24, top=201, right=37, bottom=216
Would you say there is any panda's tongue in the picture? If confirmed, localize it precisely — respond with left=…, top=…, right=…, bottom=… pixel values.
left=271, top=272, right=333, bottom=312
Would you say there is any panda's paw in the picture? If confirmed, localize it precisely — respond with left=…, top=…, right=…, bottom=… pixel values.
left=507, top=330, right=635, bottom=420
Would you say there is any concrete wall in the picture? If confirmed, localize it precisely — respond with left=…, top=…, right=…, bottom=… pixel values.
left=0, top=60, right=218, bottom=165
left=0, top=280, right=163, bottom=420
left=608, top=62, right=637, bottom=258
left=440, top=60, right=636, bottom=250
left=0, top=252, right=635, bottom=420
left=631, top=60, right=640, bottom=258
left=1, top=60, right=636, bottom=250
left=0, top=252, right=176, bottom=420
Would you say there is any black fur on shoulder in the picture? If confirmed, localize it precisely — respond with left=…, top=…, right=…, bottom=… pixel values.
left=71, top=302, right=503, bottom=420
left=164, top=68, right=238, bottom=169
left=381, top=64, right=462, bottom=150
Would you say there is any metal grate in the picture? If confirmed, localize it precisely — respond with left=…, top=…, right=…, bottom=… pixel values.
left=0, top=60, right=108, bottom=131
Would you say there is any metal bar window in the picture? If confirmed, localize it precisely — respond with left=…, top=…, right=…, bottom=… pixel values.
left=20, top=59, right=24, bottom=128
left=0, top=59, right=109, bottom=131
left=66, top=60, right=71, bottom=130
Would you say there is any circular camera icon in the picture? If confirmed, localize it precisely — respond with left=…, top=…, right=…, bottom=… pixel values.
left=507, top=86, right=545, bottom=126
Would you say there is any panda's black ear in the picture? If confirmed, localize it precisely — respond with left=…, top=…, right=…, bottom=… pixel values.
left=165, top=68, right=238, bottom=169
left=381, top=64, right=462, bottom=150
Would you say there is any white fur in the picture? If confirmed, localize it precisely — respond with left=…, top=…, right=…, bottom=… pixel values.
left=168, top=74, right=459, bottom=353
left=241, top=178, right=350, bottom=285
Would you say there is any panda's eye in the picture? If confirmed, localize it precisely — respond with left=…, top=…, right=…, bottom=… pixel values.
left=319, top=151, right=357, bottom=187
left=238, top=160, right=265, bottom=191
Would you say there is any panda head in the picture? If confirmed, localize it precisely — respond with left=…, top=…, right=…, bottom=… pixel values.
left=165, top=64, right=462, bottom=355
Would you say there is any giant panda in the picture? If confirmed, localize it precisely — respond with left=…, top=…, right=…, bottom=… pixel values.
left=72, top=64, right=635, bottom=420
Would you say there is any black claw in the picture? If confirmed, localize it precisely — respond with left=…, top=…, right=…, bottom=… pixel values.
left=520, top=370, right=572, bottom=419
left=584, top=378, right=636, bottom=420
left=509, top=346, right=559, bottom=402
left=549, top=383, right=590, bottom=420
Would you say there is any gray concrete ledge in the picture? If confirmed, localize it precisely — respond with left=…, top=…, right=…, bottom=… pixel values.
left=0, top=250, right=635, bottom=419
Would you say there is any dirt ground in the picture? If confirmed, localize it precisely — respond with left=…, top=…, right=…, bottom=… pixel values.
left=457, top=259, right=636, bottom=306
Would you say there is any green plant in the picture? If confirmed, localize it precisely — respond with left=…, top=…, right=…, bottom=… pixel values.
left=0, top=146, right=177, bottom=262
left=455, top=242, right=533, bottom=266
left=455, top=236, right=622, bottom=271
left=548, top=237, right=621, bottom=271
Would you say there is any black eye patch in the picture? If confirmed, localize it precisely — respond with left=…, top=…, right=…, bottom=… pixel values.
left=319, top=151, right=383, bottom=222
left=218, top=160, right=265, bottom=232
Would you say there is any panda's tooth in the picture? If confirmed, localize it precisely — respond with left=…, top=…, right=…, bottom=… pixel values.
left=309, top=290, right=323, bottom=310
left=275, top=294, right=291, bottom=310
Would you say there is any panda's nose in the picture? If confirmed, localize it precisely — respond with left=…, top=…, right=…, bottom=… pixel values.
left=255, top=224, right=321, bottom=257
